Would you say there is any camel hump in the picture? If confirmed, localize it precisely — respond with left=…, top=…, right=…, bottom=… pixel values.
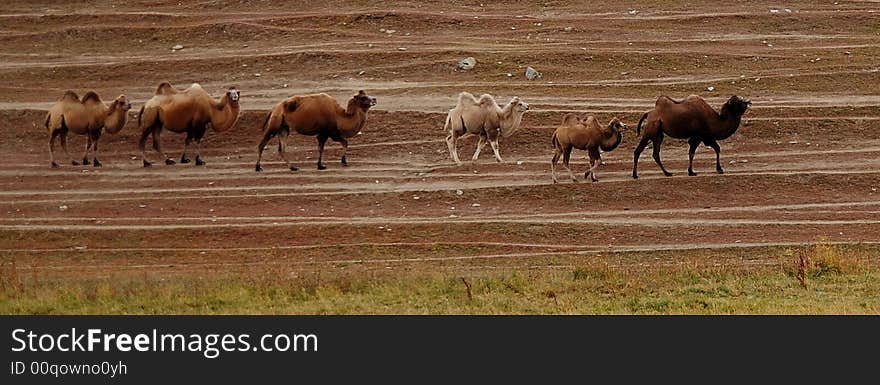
left=562, top=113, right=580, bottom=125
left=477, top=94, right=496, bottom=106
left=155, top=82, right=179, bottom=95
left=81, top=91, right=102, bottom=104
left=457, top=92, right=478, bottom=105
left=61, top=90, right=80, bottom=101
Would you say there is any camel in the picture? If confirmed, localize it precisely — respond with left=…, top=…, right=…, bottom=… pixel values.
left=632, top=94, right=751, bottom=179
left=443, top=92, right=530, bottom=165
left=138, top=82, right=240, bottom=167
left=45, top=91, right=132, bottom=168
left=551, top=114, right=626, bottom=183
left=255, top=90, right=377, bottom=171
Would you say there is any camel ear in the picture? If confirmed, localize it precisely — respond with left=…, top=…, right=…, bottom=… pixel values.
left=357, top=90, right=365, bottom=96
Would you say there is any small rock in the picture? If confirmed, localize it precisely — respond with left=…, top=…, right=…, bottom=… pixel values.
left=379, top=28, right=386, bottom=32
left=457, top=57, right=477, bottom=70
left=74, top=246, right=87, bottom=251
left=171, top=44, right=184, bottom=51
left=516, top=160, right=524, bottom=165
left=58, top=205, right=68, bottom=211
left=413, top=196, right=420, bottom=200
left=472, top=203, right=481, bottom=207
left=358, top=70, right=366, bottom=75
left=385, top=29, right=396, bottom=34
left=254, top=73, right=261, bottom=77
left=729, top=160, right=737, bottom=165
left=770, top=9, right=780, bottom=14
left=788, top=140, right=799, bottom=144
left=564, top=26, right=573, bottom=32
left=138, top=204, right=147, bottom=208
left=397, top=47, right=407, bottom=51
left=282, top=83, right=289, bottom=88
left=525, top=66, right=541, bottom=80
left=456, top=189, right=464, bottom=196
left=707, top=86, right=715, bottom=91
left=506, top=73, right=513, bottom=77
left=844, top=51, right=852, bottom=55
left=628, top=10, right=639, bottom=15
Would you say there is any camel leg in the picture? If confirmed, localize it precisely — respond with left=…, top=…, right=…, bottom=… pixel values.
left=91, top=131, right=102, bottom=167
left=49, top=129, right=61, bottom=168
left=489, top=138, right=503, bottom=163
left=278, top=130, right=298, bottom=171
left=139, top=125, right=153, bottom=167
left=255, top=130, right=275, bottom=172
left=81, top=135, right=92, bottom=166
left=562, top=145, right=577, bottom=183
left=705, top=139, right=724, bottom=174
left=59, top=130, right=79, bottom=166
left=445, top=132, right=462, bottom=165
left=587, top=149, right=601, bottom=182
left=632, top=136, right=651, bottom=179
left=472, top=135, right=487, bottom=162
left=151, top=128, right=175, bottom=165
left=551, top=148, right=562, bottom=183
left=688, top=137, right=701, bottom=176
left=194, top=135, right=206, bottom=166
left=180, top=133, right=192, bottom=164
left=652, top=133, right=672, bottom=177
left=316, top=134, right=328, bottom=170
left=339, top=138, right=350, bottom=166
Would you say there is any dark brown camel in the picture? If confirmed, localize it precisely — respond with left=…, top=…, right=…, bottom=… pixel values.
left=255, top=90, right=376, bottom=171
left=632, top=94, right=751, bottom=179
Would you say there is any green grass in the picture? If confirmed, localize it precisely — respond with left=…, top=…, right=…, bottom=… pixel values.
left=1, top=243, right=878, bottom=314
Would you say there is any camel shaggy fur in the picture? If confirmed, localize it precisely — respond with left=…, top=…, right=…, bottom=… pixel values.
left=45, top=91, right=132, bottom=168
left=255, top=90, right=377, bottom=171
left=633, top=94, right=751, bottom=179
left=551, top=114, right=626, bottom=183
left=444, top=92, right=530, bottom=165
left=138, top=82, right=240, bottom=167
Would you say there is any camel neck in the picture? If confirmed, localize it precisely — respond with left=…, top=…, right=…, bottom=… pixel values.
left=103, top=103, right=127, bottom=134
left=715, top=106, right=742, bottom=140
left=498, top=104, right=523, bottom=138
left=210, top=97, right=240, bottom=132
left=338, top=106, right=367, bottom=137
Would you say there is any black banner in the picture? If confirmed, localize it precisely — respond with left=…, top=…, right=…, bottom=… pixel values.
left=1, top=316, right=877, bottom=383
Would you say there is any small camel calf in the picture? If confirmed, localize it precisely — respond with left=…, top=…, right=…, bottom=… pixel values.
left=551, top=114, right=626, bottom=183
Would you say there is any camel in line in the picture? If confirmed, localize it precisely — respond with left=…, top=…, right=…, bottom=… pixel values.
left=444, top=92, right=530, bottom=165
left=45, top=91, right=132, bottom=168
left=551, top=114, right=626, bottom=183
left=633, top=94, right=751, bottom=179
left=138, top=82, right=240, bottom=167
left=255, top=90, right=377, bottom=171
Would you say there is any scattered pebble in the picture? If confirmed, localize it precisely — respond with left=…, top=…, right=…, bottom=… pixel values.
left=516, top=160, right=525, bottom=165
left=564, top=27, right=573, bottom=32
left=397, top=47, right=407, bottom=51
left=456, top=189, right=464, bottom=195
left=171, top=44, right=184, bottom=51
left=707, top=86, right=715, bottom=91
left=471, top=203, right=481, bottom=207
left=525, top=66, right=541, bottom=80
left=58, top=205, right=68, bottom=211
left=138, top=204, right=147, bottom=208
left=457, top=57, right=477, bottom=70
left=413, top=196, right=420, bottom=200
left=358, top=70, right=366, bottom=75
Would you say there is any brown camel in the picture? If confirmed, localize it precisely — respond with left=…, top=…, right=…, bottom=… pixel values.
left=255, top=90, right=377, bottom=172
left=45, top=91, right=132, bottom=168
left=551, top=114, right=626, bottom=183
left=444, top=92, right=530, bottom=165
left=138, top=82, right=240, bottom=167
left=632, top=94, right=751, bottom=179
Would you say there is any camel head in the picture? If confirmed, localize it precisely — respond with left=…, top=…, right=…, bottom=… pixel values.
left=351, top=90, right=377, bottom=111
left=113, top=94, right=132, bottom=112
left=226, top=87, right=241, bottom=107
left=724, top=95, right=751, bottom=117
left=601, top=117, right=625, bottom=152
left=507, top=96, right=530, bottom=113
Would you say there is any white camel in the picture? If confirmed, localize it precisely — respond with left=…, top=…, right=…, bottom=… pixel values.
left=443, top=92, right=529, bottom=165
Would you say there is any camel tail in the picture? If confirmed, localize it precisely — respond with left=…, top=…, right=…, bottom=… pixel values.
left=260, top=111, right=272, bottom=131
left=44, top=111, right=50, bottom=131
left=137, top=105, right=145, bottom=128
left=637, top=112, right=648, bottom=136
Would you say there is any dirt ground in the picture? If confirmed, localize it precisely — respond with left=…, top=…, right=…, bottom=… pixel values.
left=0, top=1, right=878, bottom=289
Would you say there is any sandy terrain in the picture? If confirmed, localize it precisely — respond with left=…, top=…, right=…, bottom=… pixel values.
left=1, top=0, right=878, bottom=280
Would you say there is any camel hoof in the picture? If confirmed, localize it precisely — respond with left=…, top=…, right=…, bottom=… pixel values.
left=165, top=159, right=176, bottom=165
left=317, top=164, right=327, bottom=170
left=717, top=168, right=725, bottom=174
left=93, top=160, right=102, bottom=168
left=195, top=158, right=206, bottom=166
left=255, top=164, right=263, bottom=172
left=632, top=173, right=639, bottom=180
left=51, top=162, right=60, bottom=169
left=688, top=171, right=697, bottom=176
left=663, top=172, right=673, bottom=177
left=180, top=156, right=191, bottom=164
left=82, top=158, right=90, bottom=166
left=143, top=160, right=152, bottom=167
left=341, top=156, right=348, bottom=166
left=71, top=160, right=80, bottom=166
left=290, top=166, right=299, bottom=171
